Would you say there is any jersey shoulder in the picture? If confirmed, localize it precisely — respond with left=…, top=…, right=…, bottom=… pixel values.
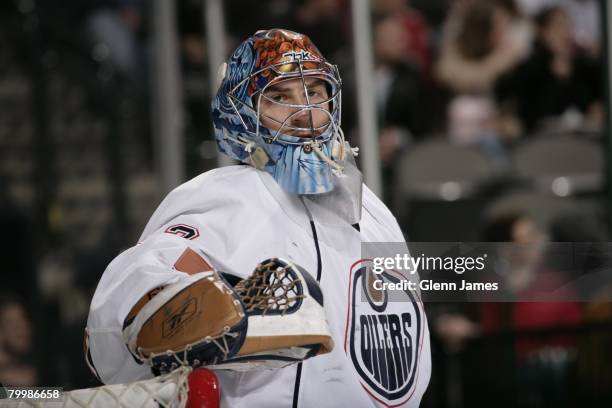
left=361, top=183, right=405, bottom=241
left=168, top=165, right=260, bottom=199
left=139, top=166, right=269, bottom=240
left=361, top=184, right=397, bottom=223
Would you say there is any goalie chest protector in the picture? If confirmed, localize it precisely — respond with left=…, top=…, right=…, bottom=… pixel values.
left=86, top=165, right=431, bottom=407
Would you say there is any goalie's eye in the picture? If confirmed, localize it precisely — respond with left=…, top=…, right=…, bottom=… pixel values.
left=305, top=82, right=328, bottom=104
left=269, top=93, right=287, bottom=103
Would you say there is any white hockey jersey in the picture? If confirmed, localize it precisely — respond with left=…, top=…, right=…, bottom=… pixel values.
left=86, top=165, right=431, bottom=407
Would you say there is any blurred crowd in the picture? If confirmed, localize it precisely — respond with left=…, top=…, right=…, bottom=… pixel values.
left=176, top=0, right=605, bottom=205
left=3, top=0, right=600, bottom=183
left=40, top=0, right=596, bottom=201
left=431, top=209, right=612, bottom=407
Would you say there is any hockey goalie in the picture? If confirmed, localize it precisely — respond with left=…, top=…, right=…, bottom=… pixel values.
left=86, top=28, right=430, bottom=408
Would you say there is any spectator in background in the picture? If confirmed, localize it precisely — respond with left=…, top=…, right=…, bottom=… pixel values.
left=435, top=212, right=555, bottom=353
left=481, top=212, right=582, bottom=332
left=372, top=0, right=432, bottom=74
left=481, top=212, right=582, bottom=407
left=436, top=0, right=531, bottom=94
left=516, top=0, right=600, bottom=58
left=372, top=14, right=432, bottom=138
left=0, top=295, right=37, bottom=386
left=434, top=211, right=583, bottom=406
left=436, top=0, right=531, bottom=155
left=496, top=6, right=603, bottom=134
left=343, top=13, right=432, bottom=206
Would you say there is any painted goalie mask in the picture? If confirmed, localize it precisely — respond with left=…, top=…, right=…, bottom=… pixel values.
left=212, top=29, right=358, bottom=195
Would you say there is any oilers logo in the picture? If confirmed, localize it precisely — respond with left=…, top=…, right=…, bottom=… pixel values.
left=345, top=260, right=426, bottom=406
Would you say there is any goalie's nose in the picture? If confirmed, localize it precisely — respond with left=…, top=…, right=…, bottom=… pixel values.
left=289, top=108, right=315, bottom=133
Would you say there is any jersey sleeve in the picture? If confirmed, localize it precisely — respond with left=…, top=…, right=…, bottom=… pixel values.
left=86, top=231, right=221, bottom=383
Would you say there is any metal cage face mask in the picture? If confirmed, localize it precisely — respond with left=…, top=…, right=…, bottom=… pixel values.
left=212, top=29, right=349, bottom=194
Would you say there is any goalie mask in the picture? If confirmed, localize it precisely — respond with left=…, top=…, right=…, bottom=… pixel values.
left=212, top=29, right=359, bottom=196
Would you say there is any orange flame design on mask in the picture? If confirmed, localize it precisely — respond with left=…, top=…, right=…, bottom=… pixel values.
left=249, top=29, right=325, bottom=96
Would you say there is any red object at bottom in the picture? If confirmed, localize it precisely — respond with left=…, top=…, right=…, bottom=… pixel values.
left=186, top=368, right=220, bottom=408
